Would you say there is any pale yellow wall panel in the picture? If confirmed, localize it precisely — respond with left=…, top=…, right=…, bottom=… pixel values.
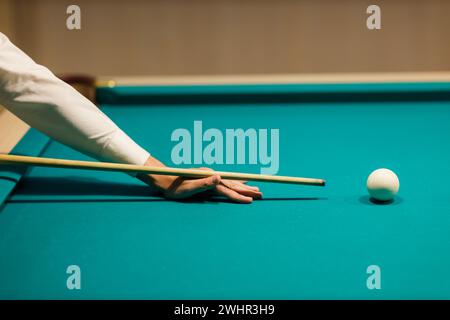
left=0, top=107, right=29, bottom=154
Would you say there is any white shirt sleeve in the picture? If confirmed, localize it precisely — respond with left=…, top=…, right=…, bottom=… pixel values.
left=0, top=32, right=150, bottom=166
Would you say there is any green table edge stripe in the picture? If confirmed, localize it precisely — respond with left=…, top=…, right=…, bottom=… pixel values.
left=0, top=129, right=51, bottom=207
left=96, top=82, right=450, bottom=105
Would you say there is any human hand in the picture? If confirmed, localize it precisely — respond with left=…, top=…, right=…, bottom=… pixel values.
left=162, top=168, right=262, bottom=203
left=137, top=157, right=262, bottom=203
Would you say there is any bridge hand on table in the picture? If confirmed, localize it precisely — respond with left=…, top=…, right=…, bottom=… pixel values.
left=137, top=157, right=262, bottom=204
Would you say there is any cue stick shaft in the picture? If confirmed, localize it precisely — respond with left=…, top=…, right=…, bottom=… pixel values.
left=0, top=154, right=326, bottom=186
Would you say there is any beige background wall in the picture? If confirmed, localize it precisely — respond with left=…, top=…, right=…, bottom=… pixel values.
left=0, top=0, right=14, bottom=36
left=2, top=0, right=450, bottom=76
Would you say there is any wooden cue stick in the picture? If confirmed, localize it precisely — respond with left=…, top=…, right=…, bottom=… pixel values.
left=0, top=154, right=326, bottom=186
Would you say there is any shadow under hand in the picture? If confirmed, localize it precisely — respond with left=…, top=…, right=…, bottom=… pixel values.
left=12, top=176, right=329, bottom=204
left=178, top=194, right=328, bottom=204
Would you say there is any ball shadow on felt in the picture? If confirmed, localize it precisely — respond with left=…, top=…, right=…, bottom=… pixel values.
left=358, top=195, right=403, bottom=206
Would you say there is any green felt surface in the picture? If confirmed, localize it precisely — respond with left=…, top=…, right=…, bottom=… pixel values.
left=1, top=83, right=450, bottom=299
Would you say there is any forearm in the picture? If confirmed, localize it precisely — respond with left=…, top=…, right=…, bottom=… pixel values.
left=0, top=32, right=149, bottom=166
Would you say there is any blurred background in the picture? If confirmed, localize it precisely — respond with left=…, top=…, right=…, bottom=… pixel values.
left=2, top=0, right=450, bottom=152
left=1, top=0, right=450, bottom=76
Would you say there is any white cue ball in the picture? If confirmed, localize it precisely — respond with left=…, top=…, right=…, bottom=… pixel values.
left=366, top=168, right=400, bottom=201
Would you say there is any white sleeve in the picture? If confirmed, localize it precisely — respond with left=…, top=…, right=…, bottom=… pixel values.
left=0, top=32, right=150, bottom=166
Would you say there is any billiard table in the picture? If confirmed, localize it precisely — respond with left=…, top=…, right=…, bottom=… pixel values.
left=1, top=77, right=450, bottom=299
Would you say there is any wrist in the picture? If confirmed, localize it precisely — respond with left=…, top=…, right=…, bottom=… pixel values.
left=136, top=156, right=176, bottom=192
